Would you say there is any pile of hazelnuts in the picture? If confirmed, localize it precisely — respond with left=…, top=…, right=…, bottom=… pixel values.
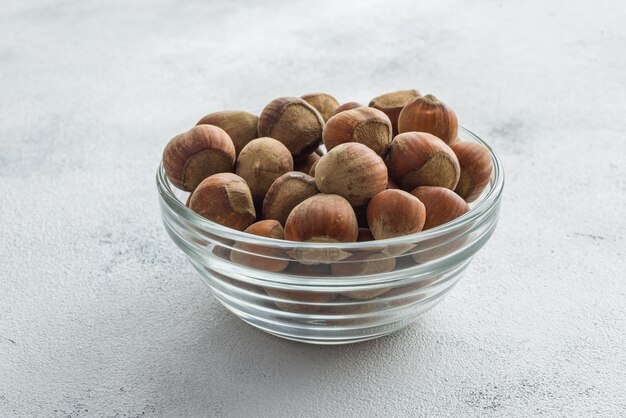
left=162, top=90, right=493, bottom=266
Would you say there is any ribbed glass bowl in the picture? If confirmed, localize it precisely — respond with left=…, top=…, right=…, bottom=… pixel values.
left=157, top=126, right=504, bottom=344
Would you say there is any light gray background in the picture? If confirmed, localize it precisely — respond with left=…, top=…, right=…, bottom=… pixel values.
left=1, top=0, right=625, bottom=416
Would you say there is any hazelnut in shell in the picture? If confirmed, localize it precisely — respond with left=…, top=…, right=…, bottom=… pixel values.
left=196, top=110, right=258, bottom=156
left=452, top=141, right=493, bottom=203
left=257, top=96, right=324, bottom=160
left=315, top=142, right=388, bottom=207
left=230, top=220, right=289, bottom=272
left=323, top=107, right=393, bottom=157
left=410, top=186, right=469, bottom=230
left=188, top=173, right=256, bottom=231
left=236, top=137, right=293, bottom=206
left=366, top=189, right=426, bottom=240
left=331, top=102, right=364, bottom=117
left=300, top=92, right=340, bottom=122
left=163, top=125, right=236, bottom=191
left=398, top=94, right=458, bottom=144
left=388, top=132, right=460, bottom=191
left=369, top=89, right=421, bottom=135
left=262, top=171, right=319, bottom=225
left=284, top=194, right=358, bottom=263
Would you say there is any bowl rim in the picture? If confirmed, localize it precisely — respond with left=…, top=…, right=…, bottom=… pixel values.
left=156, top=126, right=504, bottom=249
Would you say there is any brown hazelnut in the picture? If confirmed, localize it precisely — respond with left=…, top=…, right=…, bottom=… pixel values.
left=236, top=137, right=293, bottom=206
left=294, top=152, right=321, bottom=174
left=189, top=173, right=256, bottom=231
left=398, top=94, right=458, bottom=144
left=300, top=93, right=340, bottom=122
left=284, top=194, right=358, bottom=263
left=262, top=171, right=319, bottom=225
left=369, top=89, right=421, bottom=135
left=285, top=194, right=358, bottom=243
left=388, top=132, right=460, bottom=191
left=265, top=288, right=336, bottom=313
left=195, top=110, right=258, bottom=156
left=330, top=102, right=364, bottom=117
left=410, top=186, right=469, bottom=230
left=323, top=107, right=392, bottom=157
left=230, top=220, right=289, bottom=272
left=366, top=189, right=426, bottom=240
left=315, top=142, right=388, bottom=206
left=452, top=141, right=493, bottom=203
left=163, top=125, right=236, bottom=191
left=257, top=96, right=324, bottom=160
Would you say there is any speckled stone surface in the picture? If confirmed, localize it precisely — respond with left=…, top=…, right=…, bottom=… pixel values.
left=1, top=1, right=625, bottom=416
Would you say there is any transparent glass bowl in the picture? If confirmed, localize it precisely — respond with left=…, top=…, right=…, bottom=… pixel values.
left=156, top=127, right=504, bottom=344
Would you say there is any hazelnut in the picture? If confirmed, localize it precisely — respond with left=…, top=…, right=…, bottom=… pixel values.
left=294, top=152, right=321, bottom=174
left=398, top=94, right=458, bottom=144
left=300, top=92, right=340, bottom=122
left=331, top=102, right=364, bottom=117
left=196, top=110, right=258, bottom=156
left=388, top=132, right=460, bottom=191
left=315, top=142, right=388, bottom=206
left=452, top=141, right=493, bottom=203
left=257, top=96, right=324, bottom=160
left=285, top=194, right=358, bottom=243
left=236, top=137, right=293, bottom=206
left=284, top=194, right=358, bottom=263
left=323, top=107, right=393, bottom=157
left=410, top=186, right=469, bottom=229
left=262, top=171, right=319, bottom=225
left=369, top=89, right=421, bottom=135
left=265, top=288, right=336, bottom=313
left=367, top=189, right=426, bottom=240
left=189, top=173, right=256, bottom=231
left=163, top=125, right=236, bottom=191
left=230, top=220, right=289, bottom=272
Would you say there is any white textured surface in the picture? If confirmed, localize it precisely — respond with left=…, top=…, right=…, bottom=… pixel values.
left=1, top=0, right=625, bottom=416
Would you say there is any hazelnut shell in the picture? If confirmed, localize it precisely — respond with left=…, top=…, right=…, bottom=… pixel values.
left=236, top=137, right=293, bottom=206
left=300, top=92, right=340, bottom=122
left=388, top=132, right=460, bottom=191
left=163, top=125, right=236, bottom=192
left=366, top=189, right=426, bottom=240
left=230, top=220, right=289, bottom=272
left=262, top=171, right=319, bottom=225
left=410, top=186, right=469, bottom=230
left=323, top=107, right=393, bottom=157
left=452, top=141, right=493, bottom=203
left=398, top=94, right=458, bottom=144
left=189, top=173, right=256, bottom=231
left=315, top=142, right=388, bottom=206
left=369, top=89, right=421, bottom=135
left=257, top=96, right=324, bottom=160
left=196, top=110, right=258, bottom=156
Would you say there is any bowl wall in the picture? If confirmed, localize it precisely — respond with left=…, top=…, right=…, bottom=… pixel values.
left=157, top=127, right=503, bottom=344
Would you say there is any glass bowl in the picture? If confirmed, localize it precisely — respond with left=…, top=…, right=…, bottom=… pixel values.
left=156, top=127, right=504, bottom=344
